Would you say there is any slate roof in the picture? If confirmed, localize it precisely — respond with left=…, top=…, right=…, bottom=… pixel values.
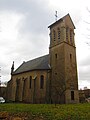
left=13, top=54, right=50, bottom=75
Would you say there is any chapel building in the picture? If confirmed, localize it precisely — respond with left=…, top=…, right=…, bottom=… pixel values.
left=6, top=14, right=79, bottom=104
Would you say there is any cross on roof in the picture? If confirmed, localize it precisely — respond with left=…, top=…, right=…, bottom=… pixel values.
left=55, top=11, right=58, bottom=21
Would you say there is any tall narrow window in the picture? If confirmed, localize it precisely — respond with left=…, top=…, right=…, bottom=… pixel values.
left=70, top=30, right=73, bottom=44
left=58, top=28, right=60, bottom=40
left=15, top=78, right=20, bottom=101
left=29, top=76, right=32, bottom=89
left=40, top=75, right=44, bottom=89
left=70, top=54, right=72, bottom=62
left=53, top=30, right=56, bottom=41
left=66, top=27, right=69, bottom=42
left=22, top=77, right=27, bottom=97
left=22, top=79, right=25, bottom=97
left=71, top=91, right=74, bottom=100
left=55, top=53, right=57, bottom=59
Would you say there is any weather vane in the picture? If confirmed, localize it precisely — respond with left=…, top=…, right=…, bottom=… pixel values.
left=55, top=11, right=58, bottom=21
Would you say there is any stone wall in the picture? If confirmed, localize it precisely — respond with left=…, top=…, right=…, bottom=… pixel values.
left=6, top=70, right=50, bottom=103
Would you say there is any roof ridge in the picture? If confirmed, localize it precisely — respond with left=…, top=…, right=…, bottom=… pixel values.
left=12, top=54, right=50, bottom=75
left=26, top=54, right=49, bottom=63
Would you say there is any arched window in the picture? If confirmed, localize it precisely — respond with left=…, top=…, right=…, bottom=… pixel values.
left=70, top=30, right=73, bottom=44
left=66, top=27, right=69, bottom=42
left=29, top=76, right=32, bottom=89
left=22, top=77, right=27, bottom=97
left=53, top=30, right=56, bottom=41
left=40, top=75, right=44, bottom=89
left=15, top=78, right=20, bottom=101
left=58, top=28, right=60, bottom=40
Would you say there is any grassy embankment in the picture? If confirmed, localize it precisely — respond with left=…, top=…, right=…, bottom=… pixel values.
left=0, top=103, right=90, bottom=120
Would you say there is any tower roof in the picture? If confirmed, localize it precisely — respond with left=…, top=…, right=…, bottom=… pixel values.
left=48, top=13, right=75, bottom=29
left=13, top=54, right=50, bottom=75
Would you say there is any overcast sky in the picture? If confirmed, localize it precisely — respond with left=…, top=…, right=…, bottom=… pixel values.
left=0, top=0, right=90, bottom=89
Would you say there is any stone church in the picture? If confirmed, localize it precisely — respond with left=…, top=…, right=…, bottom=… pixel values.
left=6, top=14, right=79, bottom=104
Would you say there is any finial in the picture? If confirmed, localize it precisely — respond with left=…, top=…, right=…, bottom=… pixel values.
left=11, top=61, right=14, bottom=75
left=55, top=11, right=58, bottom=21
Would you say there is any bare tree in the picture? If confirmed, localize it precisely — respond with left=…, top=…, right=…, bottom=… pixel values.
left=51, top=64, right=77, bottom=105
left=83, top=7, right=90, bottom=45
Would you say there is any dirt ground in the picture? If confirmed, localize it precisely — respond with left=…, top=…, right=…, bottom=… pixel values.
left=0, top=112, right=44, bottom=120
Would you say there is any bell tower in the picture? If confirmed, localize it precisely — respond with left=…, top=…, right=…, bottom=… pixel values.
left=48, top=14, right=79, bottom=104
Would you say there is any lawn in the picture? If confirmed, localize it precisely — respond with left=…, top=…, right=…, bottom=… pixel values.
left=0, top=103, right=90, bottom=120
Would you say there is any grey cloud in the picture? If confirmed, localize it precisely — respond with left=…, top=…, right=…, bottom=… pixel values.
left=78, top=63, right=90, bottom=84
left=0, top=0, right=34, bottom=12
left=0, top=0, right=50, bottom=18
left=0, top=0, right=51, bottom=52
left=79, top=71, right=90, bottom=81
left=0, top=0, right=51, bottom=34
left=79, top=55, right=90, bottom=67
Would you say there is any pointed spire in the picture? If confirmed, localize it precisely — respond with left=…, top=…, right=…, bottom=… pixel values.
left=11, top=61, right=14, bottom=75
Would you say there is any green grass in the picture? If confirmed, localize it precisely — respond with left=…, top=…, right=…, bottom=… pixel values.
left=0, top=103, right=90, bottom=120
